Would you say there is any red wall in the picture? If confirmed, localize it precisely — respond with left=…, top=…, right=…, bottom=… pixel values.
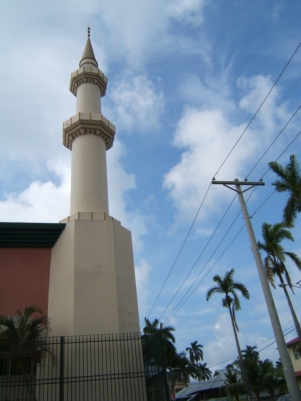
left=0, top=248, right=51, bottom=317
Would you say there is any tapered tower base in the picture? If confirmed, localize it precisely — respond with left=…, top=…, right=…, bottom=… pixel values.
left=48, top=213, right=140, bottom=336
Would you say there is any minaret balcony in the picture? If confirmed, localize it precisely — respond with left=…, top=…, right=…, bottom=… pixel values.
left=70, top=66, right=108, bottom=97
left=63, top=112, right=116, bottom=150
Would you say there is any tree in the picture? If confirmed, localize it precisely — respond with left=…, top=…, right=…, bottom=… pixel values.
left=142, top=318, right=176, bottom=364
left=269, top=154, right=301, bottom=227
left=0, top=305, right=50, bottom=352
left=220, top=367, right=244, bottom=401
left=206, top=269, right=252, bottom=401
left=143, top=318, right=212, bottom=395
left=244, top=358, right=273, bottom=400
left=186, top=340, right=203, bottom=363
left=168, top=351, right=193, bottom=396
left=258, top=222, right=301, bottom=349
left=242, top=345, right=259, bottom=362
left=262, top=362, right=287, bottom=401
left=0, top=306, right=50, bottom=401
left=195, top=362, right=212, bottom=381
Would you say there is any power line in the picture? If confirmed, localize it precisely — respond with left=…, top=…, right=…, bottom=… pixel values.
left=145, top=41, right=301, bottom=325
left=260, top=130, right=301, bottom=179
left=144, top=181, right=212, bottom=324
left=245, top=104, right=301, bottom=180
left=214, top=41, right=301, bottom=178
left=158, top=193, right=237, bottom=321
left=163, top=189, right=257, bottom=325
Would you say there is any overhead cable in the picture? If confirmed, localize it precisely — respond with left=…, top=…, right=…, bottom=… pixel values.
left=214, top=41, right=301, bottom=178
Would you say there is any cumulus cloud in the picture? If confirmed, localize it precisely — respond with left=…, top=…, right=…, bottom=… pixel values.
left=167, top=0, right=207, bottom=26
left=0, top=139, right=149, bottom=254
left=135, top=259, right=153, bottom=322
left=238, top=75, right=290, bottom=139
left=0, top=159, right=70, bottom=223
left=163, top=108, right=257, bottom=224
left=107, top=140, right=149, bottom=251
left=164, top=74, right=294, bottom=226
left=101, top=0, right=167, bottom=62
left=109, top=74, right=164, bottom=133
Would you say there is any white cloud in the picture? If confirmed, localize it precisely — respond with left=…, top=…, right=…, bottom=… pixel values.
left=0, top=159, right=70, bottom=223
left=163, top=73, right=295, bottom=227
left=109, top=74, right=164, bottom=133
left=102, top=0, right=167, bottom=63
left=163, top=107, right=258, bottom=224
left=0, top=139, right=149, bottom=256
left=238, top=75, right=289, bottom=139
left=107, top=140, right=149, bottom=251
left=135, top=259, right=153, bottom=322
left=167, top=0, right=207, bottom=26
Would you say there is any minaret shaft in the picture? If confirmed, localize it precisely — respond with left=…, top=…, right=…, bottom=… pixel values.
left=70, top=74, right=108, bottom=214
left=71, top=134, right=108, bottom=214
left=76, top=83, right=101, bottom=114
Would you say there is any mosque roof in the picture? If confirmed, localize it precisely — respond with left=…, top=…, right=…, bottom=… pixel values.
left=0, top=222, right=66, bottom=247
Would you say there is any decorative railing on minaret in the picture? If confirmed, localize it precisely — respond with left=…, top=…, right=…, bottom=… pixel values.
left=63, top=27, right=115, bottom=215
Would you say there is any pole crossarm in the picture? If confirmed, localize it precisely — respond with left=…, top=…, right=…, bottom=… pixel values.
left=212, top=179, right=265, bottom=194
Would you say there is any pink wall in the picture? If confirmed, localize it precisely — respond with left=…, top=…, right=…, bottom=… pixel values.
left=0, top=248, right=51, bottom=317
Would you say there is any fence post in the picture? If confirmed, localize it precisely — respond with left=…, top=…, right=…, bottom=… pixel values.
left=59, top=336, right=64, bottom=401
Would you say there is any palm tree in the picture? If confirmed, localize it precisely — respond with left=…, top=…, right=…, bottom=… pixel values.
left=195, top=362, right=212, bottom=381
left=242, top=345, right=259, bottom=362
left=168, top=351, right=192, bottom=396
left=262, top=362, right=287, bottom=401
left=269, top=154, right=301, bottom=227
left=220, top=367, right=244, bottom=401
left=186, top=340, right=203, bottom=363
left=0, top=306, right=50, bottom=401
left=258, top=222, right=301, bottom=349
left=206, top=269, right=252, bottom=401
left=0, top=305, right=50, bottom=352
left=142, top=318, right=176, bottom=365
left=244, top=358, right=274, bottom=401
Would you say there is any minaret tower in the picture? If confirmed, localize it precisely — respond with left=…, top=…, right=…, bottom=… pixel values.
left=48, top=30, right=140, bottom=336
left=63, top=27, right=115, bottom=215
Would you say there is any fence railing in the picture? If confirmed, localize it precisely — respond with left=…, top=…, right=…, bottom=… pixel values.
left=0, top=332, right=169, bottom=401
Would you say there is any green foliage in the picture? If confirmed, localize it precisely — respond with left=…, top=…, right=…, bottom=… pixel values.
left=220, top=367, right=245, bottom=401
left=241, top=346, right=287, bottom=401
left=0, top=305, right=50, bottom=353
left=206, top=269, right=250, bottom=316
left=258, top=222, right=301, bottom=350
left=195, top=362, right=212, bottom=381
left=186, top=340, right=203, bottom=363
left=269, top=154, right=301, bottom=227
left=258, top=222, right=301, bottom=289
left=142, top=318, right=176, bottom=365
left=142, top=318, right=211, bottom=396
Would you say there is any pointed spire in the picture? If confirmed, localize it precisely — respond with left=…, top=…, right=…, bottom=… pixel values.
left=79, top=27, right=98, bottom=68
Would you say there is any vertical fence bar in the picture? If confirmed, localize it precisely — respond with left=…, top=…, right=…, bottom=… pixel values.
left=59, top=336, right=65, bottom=401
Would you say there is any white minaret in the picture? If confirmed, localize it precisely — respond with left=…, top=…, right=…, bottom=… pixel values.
left=48, top=30, right=140, bottom=337
left=63, top=27, right=115, bottom=215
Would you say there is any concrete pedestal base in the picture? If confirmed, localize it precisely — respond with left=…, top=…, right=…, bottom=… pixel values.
left=48, top=212, right=140, bottom=336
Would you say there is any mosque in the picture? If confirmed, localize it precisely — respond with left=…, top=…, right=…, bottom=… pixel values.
left=0, top=29, right=140, bottom=337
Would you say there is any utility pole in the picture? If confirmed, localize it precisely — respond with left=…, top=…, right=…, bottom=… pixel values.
left=212, top=179, right=300, bottom=401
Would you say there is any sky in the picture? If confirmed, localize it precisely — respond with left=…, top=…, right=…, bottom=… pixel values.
left=1, top=0, right=301, bottom=374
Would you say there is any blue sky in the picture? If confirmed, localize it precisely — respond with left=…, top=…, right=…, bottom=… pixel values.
left=1, top=0, right=301, bottom=372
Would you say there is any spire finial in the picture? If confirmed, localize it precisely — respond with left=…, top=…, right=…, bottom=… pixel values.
left=88, top=27, right=90, bottom=38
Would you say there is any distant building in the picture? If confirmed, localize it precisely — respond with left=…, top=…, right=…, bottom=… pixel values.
left=175, top=369, right=229, bottom=401
left=286, top=337, right=301, bottom=389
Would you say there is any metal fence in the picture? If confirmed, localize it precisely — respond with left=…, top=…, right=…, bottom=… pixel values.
left=0, top=333, right=169, bottom=401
